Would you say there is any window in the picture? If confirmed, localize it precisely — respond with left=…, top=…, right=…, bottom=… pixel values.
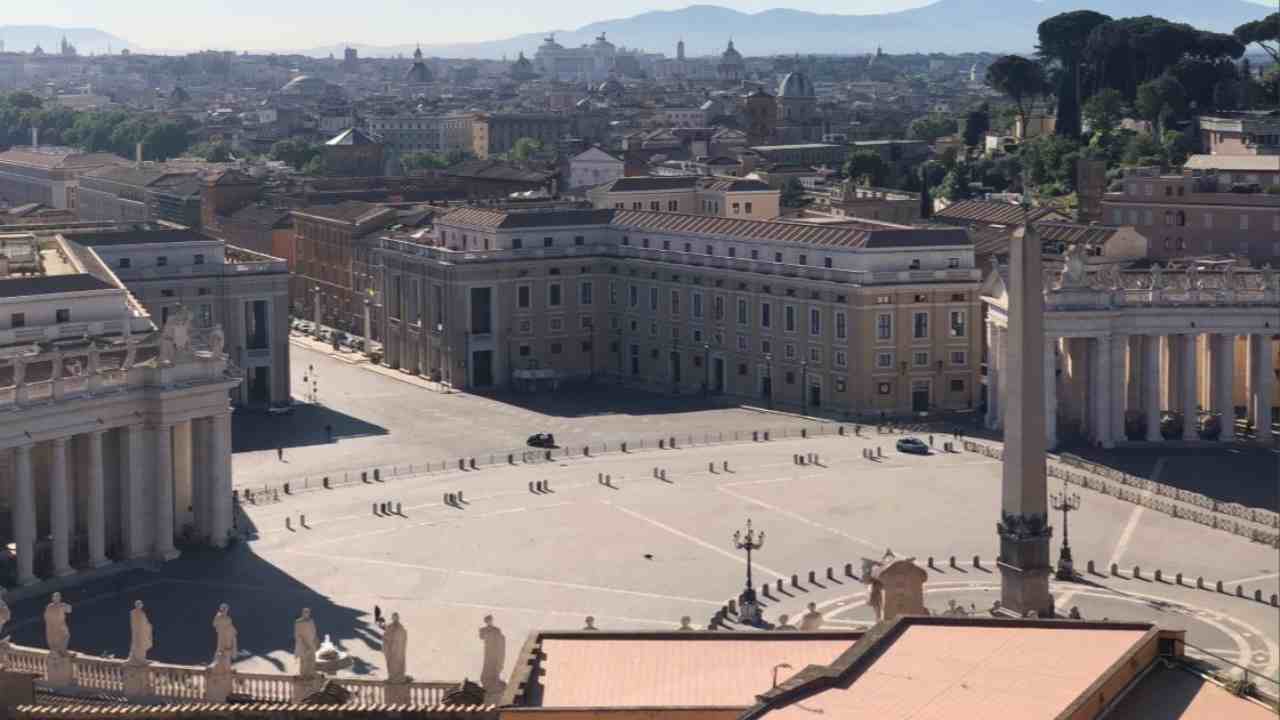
left=692, top=291, right=703, bottom=319
left=782, top=305, right=798, bottom=332
left=713, top=296, right=724, bottom=321
left=950, top=379, right=965, bottom=393
left=622, top=236, right=630, bottom=245
left=737, top=298, right=749, bottom=325
left=156, top=256, right=168, bottom=267
left=684, top=243, right=691, bottom=253
left=951, top=350, right=967, bottom=365
left=809, top=308, right=821, bottom=336
left=649, top=321, right=658, bottom=337
left=785, top=371, right=795, bottom=384
left=519, top=344, right=531, bottom=357
left=668, top=200, right=678, bottom=211
left=760, top=301, right=772, bottom=329
left=650, top=201, right=660, bottom=211
left=876, top=295, right=892, bottom=305
left=580, top=315, right=593, bottom=330
left=745, top=202, right=753, bottom=214
left=161, top=289, right=175, bottom=297
left=574, top=236, right=585, bottom=246
left=877, top=352, right=894, bottom=369
left=909, top=258, right=921, bottom=270
left=633, top=202, right=642, bottom=210
left=738, top=363, right=748, bottom=375
left=118, top=258, right=131, bottom=269
left=670, top=289, right=680, bottom=316
left=729, top=247, right=737, bottom=258
left=663, top=240, right=671, bottom=250
left=548, top=283, right=562, bottom=307
left=512, top=238, right=523, bottom=250
left=608, top=281, right=618, bottom=306
left=519, top=319, right=532, bottom=334
left=835, top=378, right=847, bottom=393
left=877, top=382, right=892, bottom=395
left=949, top=310, right=966, bottom=338
left=835, top=311, right=847, bottom=340
left=947, top=257, right=959, bottom=269
left=551, top=342, right=563, bottom=354
left=835, top=350, right=848, bottom=368
left=781, top=343, right=795, bottom=360
left=55, top=308, right=71, bottom=324
left=914, top=351, right=929, bottom=367
left=824, top=257, right=833, bottom=268
left=774, top=252, right=783, bottom=263
left=549, top=317, right=564, bottom=332
left=517, top=285, right=531, bottom=309
left=798, top=254, right=807, bottom=266
left=10, top=312, right=24, bottom=328
left=877, top=313, right=892, bottom=340
left=642, top=238, right=650, bottom=248
left=705, top=245, right=713, bottom=255
left=671, top=326, right=680, bottom=341
left=544, top=237, right=554, bottom=248
left=194, top=254, right=205, bottom=265
left=737, top=335, right=748, bottom=351
left=580, top=281, right=593, bottom=305
left=913, top=312, right=928, bottom=339
left=649, top=287, right=659, bottom=311
left=808, top=347, right=821, bottom=363
left=627, top=285, right=639, bottom=308
left=732, top=202, right=740, bottom=214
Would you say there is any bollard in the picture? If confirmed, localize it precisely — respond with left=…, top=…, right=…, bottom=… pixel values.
left=381, top=502, right=389, bottom=514
left=363, top=471, right=369, bottom=483
left=801, top=428, right=807, bottom=438
left=544, top=480, right=551, bottom=492
left=323, top=476, right=330, bottom=489
left=1197, top=577, right=1205, bottom=589
left=1087, top=560, right=1095, bottom=574
left=670, top=436, right=676, bottom=448
left=621, top=441, right=628, bottom=452
left=808, top=570, right=817, bottom=584
left=654, top=467, right=660, bottom=478
left=1272, top=594, right=1278, bottom=607
left=1236, top=585, right=1244, bottom=598
left=285, top=517, right=292, bottom=530
left=928, top=556, right=936, bottom=569
left=605, top=474, right=611, bottom=485
left=753, top=431, right=759, bottom=442
left=583, top=446, right=590, bottom=456
left=1133, top=566, right=1141, bottom=580
left=723, top=461, right=729, bottom=472
left=763, top=584, right=772, bottom=599
left=1216, top=580, right=1224, bottom=593
left=374, top=469, right=381, bottom=482
left=827, top=566, right=836, bottom=581
left=395, top=502, right=402, bottom=515
left=950, top=556, right=958, bottom=569
left=728, top=599, right=737, bottom=615
left=659, top=439, right=666, bottom=449
left=372, top=503, right=378, bottom=515
left=763, top=431, right=770, bottom=441
left=877, top=446, right=883, bottom=458
left=1154, top=569, right=1162, bottom=582
left=709, top=462, right=715, bottom=474
left=470, top=457, right=477, bottom=469
left=973, top=555, right=981, bottom=568
left=529, top=481, right=535, bottom=493
left=777, top=578, right=785, bottom=593
left=1255, top=589, right=1263, bottom=602
left=457, top=491, right=464, bottom=503
left=1111, top=563, right=1119, bottom=576
left=284, top=482, right=290, bottom=494
left=459, top=459, right=465, bottom=471
left=1176, top=572, right=1183, bottom=585
left=791, top=574, right=800, bottom=588
left=844, top=562, right=854, bottom=578
left=599, top=472, right=604, bottom=483
left=508, top=453, right=515, bottom=464
left=838, top=426, right=845, bottom=436
left=660, top=469, right=667, bottom=481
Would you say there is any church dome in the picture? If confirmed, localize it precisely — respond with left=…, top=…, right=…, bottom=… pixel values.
left=721, top=40, right=743, bottom=62
left=777, top=72, right=814, bottom=98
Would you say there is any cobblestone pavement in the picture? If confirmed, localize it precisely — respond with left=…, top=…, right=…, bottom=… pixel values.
left=10, top=433, right=1277, bottom=689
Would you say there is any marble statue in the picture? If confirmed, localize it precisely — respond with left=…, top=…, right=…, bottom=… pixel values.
left=678, top=616, right=693, bottom=631
left=159, top=305, right=194, bottom=365
left=295, top=608, right=319, bottom=677
left=1060, top=244, right=1088, bottom=288
left=208, top=326, right=225, bottom=357
left=0, top=591, right=9, bottom=637
left=477, top=615, right=506, bottom=699
left=44, top=593, right=72, bottom=654
left=774, top=614, right=797, bottom=630
left=1186, top=262, right=1201, bottom=290
left=128, top=601, right=153, bottom=664
left=383, top=613, right=408, bottom=683
left=1149, top=262, right=1164, bottom=290
left=798, top=602, right=823, bottom=630
left=1263, top=263, right=1277, bottom=291
left=1222, top=263, right=1236, bottom=290
left=582, top=616, right=598, bottom=631
left=212, top=604, right=237, bottom=662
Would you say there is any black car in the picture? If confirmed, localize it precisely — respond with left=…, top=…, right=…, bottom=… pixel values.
left=527, top=432, right=556, bottom=448
left=895, top=437, right=930, bottom=455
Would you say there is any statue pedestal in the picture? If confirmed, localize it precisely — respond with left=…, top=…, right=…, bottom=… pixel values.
left=206, top=660, right=233, bottom=702
left=124, top=661, right=152, bottom=697
left=46, top=652, right=75, bottom=688
left=291, top=673, right=325, bottom=702
left=385, top=677, right=412, bottom=705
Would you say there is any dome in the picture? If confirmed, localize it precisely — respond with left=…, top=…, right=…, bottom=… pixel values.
left=592, top=33, right=615, bottom=50
left=405, top=60, right=433, bottom=84
left=540, top=34, right=564, bottom=51
left=721, top=40, right=742, bottom=62
left=777, top=72, right=814, bottom=98
left=281, top=75, right=328, bottom=95
left=597, top=78, right=624, bottom=96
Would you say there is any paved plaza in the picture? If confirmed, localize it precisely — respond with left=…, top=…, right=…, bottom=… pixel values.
left=6, top=432, right=1277, bottom=691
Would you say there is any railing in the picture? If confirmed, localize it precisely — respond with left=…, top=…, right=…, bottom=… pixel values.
left=74, top=656, right=125, bottom=691
left=0, top=643, right=49, bottom=676
left=409, top=682, right=457, bottom=705
left=234, top=672, right=292, bottom=701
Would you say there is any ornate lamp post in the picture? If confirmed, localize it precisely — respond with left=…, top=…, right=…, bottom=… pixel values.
left=733, top=518, right=766, bottom=626
left=1051, top=482, right=1081, bottom=580
left=763, top=352, right=774, bottom=409
left=702, top=342, right=711, bottom=396
left=800, top=360, right=809, bottom=415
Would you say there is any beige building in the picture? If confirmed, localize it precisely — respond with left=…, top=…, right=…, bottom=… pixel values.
left=0, top=145, right=125, bottom=211
left=376, top=207, right=981, bottom=416
left=590, top=176, right=781, bottom=220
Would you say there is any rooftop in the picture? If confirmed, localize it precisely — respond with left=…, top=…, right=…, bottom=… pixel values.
left=934, top=200, right=1067, bottom=227
left=1183, top=155, right=1280, bottom=173
left=442, top=207, right=615, bottom=229
left=0, top=274, right=114, bottom=298
left=0, top=146, right=126, bottom=171
left=613, top=210, right=968, bottom=249
left=599, top=176, right=699, bottom=192
left=292, top=201, right=396, bottom=226
left=68, top=229, right=216, bottom=248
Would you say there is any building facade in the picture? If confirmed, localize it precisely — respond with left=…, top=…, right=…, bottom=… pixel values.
left=291, top=202, right=398, bottom=335
left=589, top=176, right=781, bottom=220
left=0, top=146, right=125, bottom=211
left=77, top=166, right=201, bottom=227
left=375, top=208, right=982, bottom=416
left=0, top=232, right=238, bottom=591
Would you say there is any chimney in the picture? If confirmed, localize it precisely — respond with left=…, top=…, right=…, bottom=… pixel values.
left=135, top=142, right=144, bottom=166
left=31, top=127, right=38, bottom=148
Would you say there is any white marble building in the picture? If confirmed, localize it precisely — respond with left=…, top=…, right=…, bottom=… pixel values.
left=984, top=253, right=1278, bottom=448
left=0, top=232, right=239, bottom=591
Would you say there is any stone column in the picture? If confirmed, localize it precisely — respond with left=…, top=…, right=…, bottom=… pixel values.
left=1182, top=333, right=1199, bottom=441
left=1094, top=336, right=1113, bottom=448
left=1255, top=335, right=1275, bottom=443
left=1126, top=335, right=1143, bottom=412
left=1044, top=337, right=1057, bottom=450
left=996, top=222, right=1052, bottom=617
left=1215, top=334, right=1235, bottom=442
left=1111, top=333, right=1129, bottom=445
left=153, top=424, right=179, bottom=561
left=49, top=437, right=73, bottom=577
left=1164, top=335, right=1181, bottom=412
left=208, top=413, right=233, bottom=548
left=986, top=323, right=1001, bottom=429
left=120, top=425, right=147, bottom=558
left=996, top=326, right=1008, bottom=428
left=86, top=430, right=108, bottom=567
left=1144, top=335, right=1163, bottom=442
left=12, top=445, right=36, bottom=585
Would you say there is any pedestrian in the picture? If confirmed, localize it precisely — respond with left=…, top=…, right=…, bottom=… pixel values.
left=277, top=446, right=284, bottom=462
left=325, top=424, right=333, bottom=442
left=374, top=605, right=383, bottom=626
left=928, top=434, right=934, bottom=447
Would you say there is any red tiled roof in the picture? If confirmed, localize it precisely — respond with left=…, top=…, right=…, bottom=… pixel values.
left=935, top=200, right=1065, bottom=227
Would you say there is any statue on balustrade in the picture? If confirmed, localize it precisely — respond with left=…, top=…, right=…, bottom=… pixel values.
left=383, top=612, right=408, bottom=683
left=212, top=603, right=238, bottom=662
left=295, top=608, right=319, bottom=677
left=159, top=305, right=194, bottom=365
left=1060, top=244, right=1088, bottom=288
left=129, top=600, right=153, bottom=664
left=1263, top=263, right=1277, bottom=291
left=1223, top=262, right=1237, bottom=290
left=208, top=326, right=225, bottom=357
left=0, top=591, right=10, bottom=639
left=1149, top=262, right=1165, bottom=290
left=1186, top=262, right=1201, bottom=290
left=44, top=593, right=72, bottom=654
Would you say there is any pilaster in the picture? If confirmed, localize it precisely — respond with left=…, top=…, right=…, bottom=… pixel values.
left=86, top=430, right=108, bottom=567
left=49, top=437, right=73, bottom=577
left=12, top=445, right=36, bottom=585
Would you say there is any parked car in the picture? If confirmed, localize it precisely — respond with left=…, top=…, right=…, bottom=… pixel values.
left=527, top=432, right=556, bottom=448
left=895, top=437, right=930, bottom=455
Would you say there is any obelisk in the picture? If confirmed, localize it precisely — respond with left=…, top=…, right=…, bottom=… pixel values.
left=996, top=218, right=1054, bottom=617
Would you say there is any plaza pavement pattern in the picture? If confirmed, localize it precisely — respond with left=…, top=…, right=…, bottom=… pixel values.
left=8, top=432, right=1277, bottom=691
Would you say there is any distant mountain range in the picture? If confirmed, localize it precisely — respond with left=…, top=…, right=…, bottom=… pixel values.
left=3, top=0, right=1274, bottom=61
left=0, top=25, right=133, bottom=55
left=297, top=0, right=1275, bottom=58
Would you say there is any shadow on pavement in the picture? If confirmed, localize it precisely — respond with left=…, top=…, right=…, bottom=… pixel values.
left=232, top=404, right=388, bottom=454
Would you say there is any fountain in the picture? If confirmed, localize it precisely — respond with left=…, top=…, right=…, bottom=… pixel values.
left=314, top=635, right=352, bottom=672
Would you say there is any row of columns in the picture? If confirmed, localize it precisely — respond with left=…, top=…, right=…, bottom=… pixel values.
left=991, top=329, right=1275, bottom=447
left=8, top=414, right=232, bottom=587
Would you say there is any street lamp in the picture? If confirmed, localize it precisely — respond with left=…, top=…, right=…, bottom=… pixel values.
left=312, top=285, right=322, bottom=336
left=763, top=352, right=774, bottom=409
left=733, top=518, right=766, bottom=627
left=584, top=317, right=594, bottom=382
left=1051, top=481, right=1080, bottom=580
left=702, top=342, right=711, bottom=397
left=800, top=360, right=809, bottom=415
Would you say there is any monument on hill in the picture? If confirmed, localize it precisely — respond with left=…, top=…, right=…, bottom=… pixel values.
left=996, top=216, right=1054, bottom=617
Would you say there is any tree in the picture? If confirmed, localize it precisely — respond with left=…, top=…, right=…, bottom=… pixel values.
left=1234, top=13, right=1280, bottom=65
left=843, top=150, right=890, bottom=187
left=270, top=138, right=322, bottom=171
left=509, top=137, right=543, bottom=163
left=907, top=114, right=958, bottom=143
left=963, top=105, right=990, bottom=148
left=401, top=151, right=450, bottom=171
left=780, top=177, right=806, bottom=207
left=4, top=91, right=43, bottom=110
left=190, top=141, right=233, bottom=162
left=1038, top=10, right=1112, bottom=138
left=1135, top=74, right=1187, bottom=136
left=1081, top=88, right=1124, bottom=135
left=986, top=55, right=1049, bottom=133
left=141, top=120, right=191, bottom=161
left=939, top=163, right=971, bottom=201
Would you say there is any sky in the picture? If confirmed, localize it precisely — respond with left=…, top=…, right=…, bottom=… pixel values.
left=7, top=0, right=947, bottom=52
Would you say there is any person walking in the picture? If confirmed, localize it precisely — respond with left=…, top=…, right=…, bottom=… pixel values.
left=374, top=605, right=383, bottom=627
left=277, top=446, right=284, bottom=462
